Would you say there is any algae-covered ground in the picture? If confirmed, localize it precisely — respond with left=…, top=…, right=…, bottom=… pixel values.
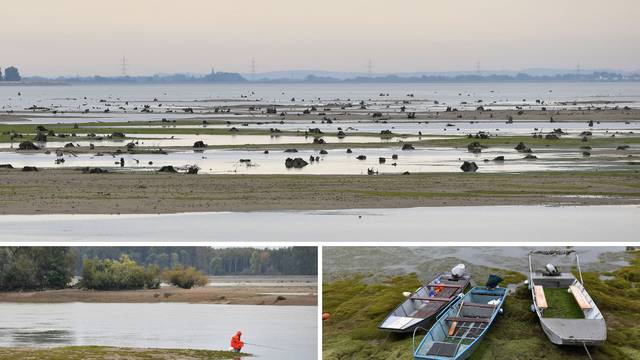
left=0, top=346, right=248, bottom=360
left=543, top=288, right=585, bottom=319
left=323, top=251, right=640, bottom=360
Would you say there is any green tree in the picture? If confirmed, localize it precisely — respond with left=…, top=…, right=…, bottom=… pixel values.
left=80, top=255, right=159, bottom=290
left=0, top=247, right=75, bottom=291
left=209, top=257, right=223, bottom=275
left=4, top=66, right=20, bottom=81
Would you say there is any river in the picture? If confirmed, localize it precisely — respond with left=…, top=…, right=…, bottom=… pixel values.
left=0, top=303, right=317, bottom=360
left=0, top=205, right=637, bottom=242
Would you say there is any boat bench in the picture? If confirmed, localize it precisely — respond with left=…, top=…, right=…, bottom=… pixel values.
left=569, top=285, right=592, bottom=310
left=534, top=285, right=548, bottom=309
left=445, top=316, right=490, bottom=323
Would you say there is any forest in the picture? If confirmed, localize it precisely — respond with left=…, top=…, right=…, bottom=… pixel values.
left=0, top=247, right=317, bottom=291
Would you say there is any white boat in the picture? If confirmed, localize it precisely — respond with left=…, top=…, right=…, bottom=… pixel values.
left=528, top=250, right=606, bottom=346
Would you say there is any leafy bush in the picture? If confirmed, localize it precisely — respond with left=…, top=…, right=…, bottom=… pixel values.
left=80, top=255, right=159, bottom=290
left=161, top=266, right=208, bottom=289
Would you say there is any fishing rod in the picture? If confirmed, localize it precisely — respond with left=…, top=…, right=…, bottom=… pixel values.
left=243, top=341, right=286, bottom=351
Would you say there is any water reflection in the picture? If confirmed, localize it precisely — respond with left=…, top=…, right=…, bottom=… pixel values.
left=0, top=303, right=317, bottom=360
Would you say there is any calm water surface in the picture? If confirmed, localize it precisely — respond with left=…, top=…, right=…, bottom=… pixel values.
left=0, top=205, right=636, bottom=242
left=0, top=303, right=317, bottom=360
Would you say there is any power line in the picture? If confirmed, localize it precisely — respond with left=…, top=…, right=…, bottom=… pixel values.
left=120, top=56, right=128, bottom=76
left=250, top=58, right=256, bottom=80
left=576, top=61, right=581, bottom=76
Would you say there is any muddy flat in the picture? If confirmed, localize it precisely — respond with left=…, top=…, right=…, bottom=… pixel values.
left=0, top=285, right=316, bottom=305
left=0, top=169, right=638, bottom=214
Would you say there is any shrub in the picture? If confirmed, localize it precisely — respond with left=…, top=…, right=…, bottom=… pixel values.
left=161, top=266, right=208, bottom=289
left=80, top=255, right=159, bottom=290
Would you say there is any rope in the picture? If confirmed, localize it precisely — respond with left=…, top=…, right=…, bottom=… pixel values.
left=583, top=342, right=593, bottom=360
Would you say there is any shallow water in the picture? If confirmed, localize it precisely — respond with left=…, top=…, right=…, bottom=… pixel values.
left=0, top=146, right=636, bottom=174
left=2, top=82, right=639, bottom=124
left=0, top=303, right=317, bottom=360
left=323, top=246, right=627, bottom=280
left=0, top=205, right=637, bottom=242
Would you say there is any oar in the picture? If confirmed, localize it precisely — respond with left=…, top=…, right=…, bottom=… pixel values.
left=448, top=301, right=465, bottom=336
left=243, top=341, right=286, bottom=351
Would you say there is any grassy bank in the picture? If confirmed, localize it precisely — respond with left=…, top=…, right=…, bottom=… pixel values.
left=322, top=251, right=640, bottom=360
left=0, top=346, right=248, bottom=360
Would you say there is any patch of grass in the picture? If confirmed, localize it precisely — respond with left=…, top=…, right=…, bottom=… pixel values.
left=543, top=288, right=585, bottom=319
left=0, top=346, right=248, bottom=360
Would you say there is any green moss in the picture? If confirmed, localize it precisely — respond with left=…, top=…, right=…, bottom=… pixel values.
left=543, top=288, right=585, bottom=319
left=324, top=251, right=640, bottom=360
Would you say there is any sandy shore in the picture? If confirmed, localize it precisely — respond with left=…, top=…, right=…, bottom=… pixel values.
left=0, top=285, right=317, bottom=306
left=0, top=169, right=638, bottom=214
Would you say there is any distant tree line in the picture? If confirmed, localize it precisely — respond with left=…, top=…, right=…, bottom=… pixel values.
left=0, top=66, right=21, bottom=81
left=73, top=247, right=318, bottom=276
left=44, top=71, right=245, bottom=84
left=26, top=70, right=640, bottom=84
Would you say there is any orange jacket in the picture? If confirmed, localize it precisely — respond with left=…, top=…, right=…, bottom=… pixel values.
left=231, top=331, right=244, bottom=351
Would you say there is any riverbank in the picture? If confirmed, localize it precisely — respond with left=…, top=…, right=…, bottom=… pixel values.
left=0, top=285, right=316, bottom=306
left=0, top=169, right=638, bottom=214
left=0, top=346, right=247, bottom=360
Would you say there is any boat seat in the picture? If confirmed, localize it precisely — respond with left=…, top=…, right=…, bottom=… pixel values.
left=445, top=316, right=490, bottom=323
left=462, top=302, right=496, bottom=309
left=426, top=341, right=458, bottom=357
left=534, top=285, right=548, bottom=309
left=569, top=285, right=592, bottom=310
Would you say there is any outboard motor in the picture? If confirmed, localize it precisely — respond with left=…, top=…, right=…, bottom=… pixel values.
left=486, top=274, right=503, bottom=289
left=545, top=263, right=560, bottom=276
left=451, top=264, right=466, bottom=278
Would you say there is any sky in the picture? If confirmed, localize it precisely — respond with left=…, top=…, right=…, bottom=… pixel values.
left=1, top=0, right=638, bottom=76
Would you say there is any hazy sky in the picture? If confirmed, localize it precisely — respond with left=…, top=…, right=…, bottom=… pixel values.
left=2, top=0, right=638, bottom=76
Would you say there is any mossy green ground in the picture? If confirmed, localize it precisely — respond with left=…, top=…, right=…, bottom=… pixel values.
left=543, top=288, right=585, bottom=319
left=323, top=251, right=640, bottom=360
left=0, top=346, right=248, bottom=360
left=2, top=121, right=640, bottom=150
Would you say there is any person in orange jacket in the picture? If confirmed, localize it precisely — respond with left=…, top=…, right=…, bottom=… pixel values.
left=230, top=331, right=244, bottom=352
